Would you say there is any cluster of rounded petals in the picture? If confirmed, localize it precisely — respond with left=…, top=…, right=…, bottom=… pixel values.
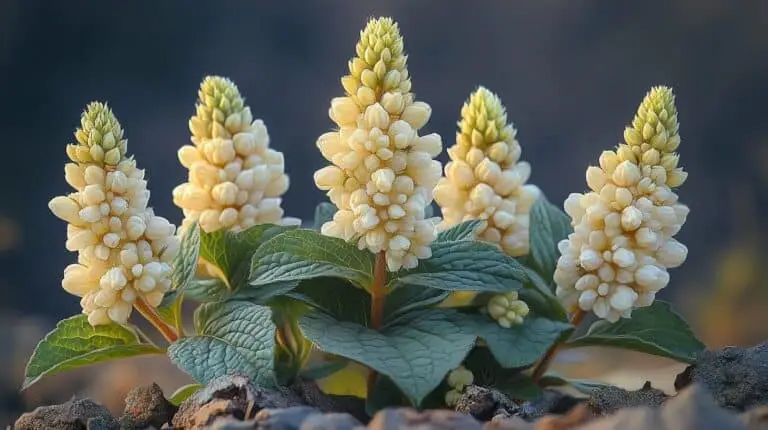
left=433, top=87, right=540, bottom=257
left=313, top=17, right=443, bottom=271
left=444, top=365, right=474, bottom=407
left=173, top=76, right=298, bottom=234
left=554, top=86, right=689, bottom=322
left=486, top=290, right=530, bottom=328
left=49, top=103, right=180, bottom=326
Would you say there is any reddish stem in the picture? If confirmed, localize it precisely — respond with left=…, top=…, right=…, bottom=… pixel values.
left=531, top=309, right=586, bottom=382
left=135, top=298, right=179, bottom=343
left=366, top=251, right=388, bottom=397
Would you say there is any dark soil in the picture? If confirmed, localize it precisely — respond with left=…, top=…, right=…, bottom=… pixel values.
left=11, top=342, right=768, bottom=429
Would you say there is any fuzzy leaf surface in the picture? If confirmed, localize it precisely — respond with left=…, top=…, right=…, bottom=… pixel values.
left=23, top=315, right=162, bottom=389
left=463, top=313, right=573, bottom=368
left=435, top=220, right=484, bottom=243
left=200, top=223, right=292, bottom=288
left=566, top=300, right=705, bottom=363
left=172, top=222, right=201, bottom=291
left=167, top=301, right=275, bottom=385
left=390, top=239, right=526, bottom=293
left=528, top=196, right=572, bottom=282
left=250, top=229, right=375, bottom=289
left=299, top=308, right=476, bottom=405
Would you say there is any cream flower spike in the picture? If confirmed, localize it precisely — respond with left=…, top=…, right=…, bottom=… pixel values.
left=434, top=86, right=540, bottom=256
left=314, top=17, right=443, bottom=271
left=49, top=102, right=180, bottom=326
left=554, top=86, right=690, bottom=323
left=174, top=76, right=299, bottom=234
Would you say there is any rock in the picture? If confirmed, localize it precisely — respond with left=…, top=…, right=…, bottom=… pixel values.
left=13, top=397, right=118, bottom=430
left=368, top=407, right=483, bottom=429
left=172, top=374, right=304, bottom=429
left=675, top=342, right=768, bottom=411
left=588, top=381, right=668, bottom=415
left=299, top=412, right=363, bottom=429
left=291, top=379, right=368, bottom=423
left=250, top=406, right=321, bottom=429
left=118, top=383, right=177, bottom=429
left=739, top=405, right=768, bottom=430
left=579, top=384, right=747, bottom=430
left=454, top=385, right=518, bottom=421
left=516, top=390, right=582, bottom=421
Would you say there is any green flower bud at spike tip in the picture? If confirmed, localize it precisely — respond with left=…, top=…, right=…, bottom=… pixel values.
left=66, top=102, right=127, bottom=167
left=457, top=86, right=515, bottom=155
left=188, top=76, right=248, bottom=141
left=621, top=86, right=686, bottom=188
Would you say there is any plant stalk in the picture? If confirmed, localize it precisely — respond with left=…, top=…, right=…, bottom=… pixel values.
left=367, top=251, right=388, bottom=397
left=135, top=298, right=179, bottom=343
left=531, top=308, right=586, bottom=382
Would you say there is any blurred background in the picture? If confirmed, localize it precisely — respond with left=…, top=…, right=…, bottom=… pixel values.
left=1, top=0, right=767, bottom=424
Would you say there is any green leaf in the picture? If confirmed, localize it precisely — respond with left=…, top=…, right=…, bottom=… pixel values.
left=200, top=223, right=293, bottom=289
left=23, top=315, right=163, bottom=389
left=384, top=284, right=449, bottom=322
left=169, top=383, right=204, bottom=406
left=283, top=277, right=370, bottom=325
left=565, top=300, right=705, bottom=363
left=390, top=239, right=526, bottom=293
left=172, top=222, right=201, bottom=291
left=463, top=313, right=573, bottom=368
left=366, top=375, right=409, bottom=415
left=527, top=195, right=572, bottom=281
left=167, top=301, right=276, bottom=386
left=313, top=202, right=336, bottom=230
left=299, top=308, right=476, bottom=405
left=539, top=373, right=613, bottom=396
left=250, top=229, right=376, bottom=289
left=184, top=278, right=230, bottom=303
left=299, top=359, right=349, bottom=381
left=435, top=220, right=484, bottom=243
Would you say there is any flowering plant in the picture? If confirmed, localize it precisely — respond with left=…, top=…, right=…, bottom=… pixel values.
left=23, top=16, right=704, bottom=413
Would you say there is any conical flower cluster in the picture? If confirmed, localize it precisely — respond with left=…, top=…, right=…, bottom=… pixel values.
left=314, top=17, right=443, bottom=271
left=486, top=290, right=530, bottom=328
left=173, top=76, right=297, bottom=234
left=49, top=103, right=180, bottom=326
left=554, top=86, right=689, bottom=322
left=434, top=87, right=540, bottom=256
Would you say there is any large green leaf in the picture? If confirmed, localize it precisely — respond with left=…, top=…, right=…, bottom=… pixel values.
left=313, top=202, right=336, bottom=230
left=383, top=284, right=449, bottom=322
left=299, top=308, right=476, bottom=405
left=167, top=301, right=275, bottom=385
left=250, top=229, right=376, bottom=289
left=389, top=239, right=526, bottom=293
left=200, top=223, right=293, bottom=289
left=172, top=222, right=201, bottom=291
left=565, top=300, right=705, bottom=363
left=283, top=277, right=370, bottom=326
left=23, top=315, right=163, bottom=389
left=527, top=196, right=572, bottom=281
left=435, top=220, right=484, bottom=243
left=463, top=313, right=573, bottom=368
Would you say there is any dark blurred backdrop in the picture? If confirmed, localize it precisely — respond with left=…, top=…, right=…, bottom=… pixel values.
left=1, top=0, right=767, bottom=423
